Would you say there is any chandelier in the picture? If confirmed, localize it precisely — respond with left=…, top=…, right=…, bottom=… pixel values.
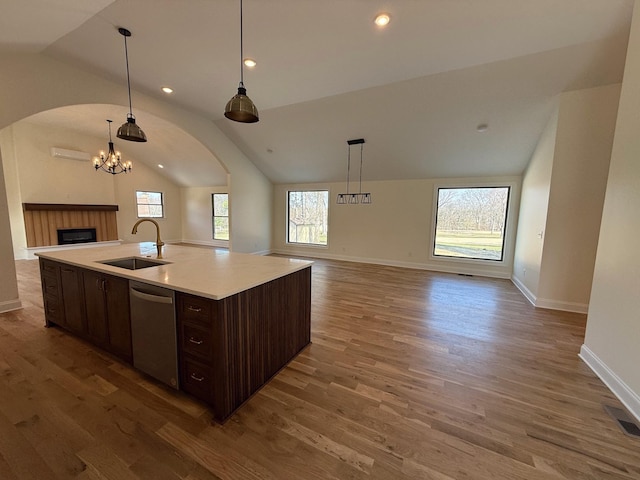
left=93, top=120, right=132, bottom=175
left=337, top=139, right=371, bottom=204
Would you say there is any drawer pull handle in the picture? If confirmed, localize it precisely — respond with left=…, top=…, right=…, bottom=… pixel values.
left=187, top=306, right=202, bottom=313
left=190, top=373, right=205, bottom=382
left=189, top=337, right=203, bottom=345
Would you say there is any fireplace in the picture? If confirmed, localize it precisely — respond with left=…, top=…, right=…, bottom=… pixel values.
left=57, top=228, right=97, bottom=245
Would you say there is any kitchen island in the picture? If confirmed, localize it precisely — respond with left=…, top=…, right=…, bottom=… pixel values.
left=37, top=242, right=312, bottom=422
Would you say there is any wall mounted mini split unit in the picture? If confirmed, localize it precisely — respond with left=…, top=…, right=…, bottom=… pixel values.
left=50, top=147, right=91, bottom=162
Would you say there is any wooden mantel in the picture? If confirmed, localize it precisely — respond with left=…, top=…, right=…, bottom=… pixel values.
left=22, top=203, right=119, bottom=247
left=23, top=203, right=119, bottom=212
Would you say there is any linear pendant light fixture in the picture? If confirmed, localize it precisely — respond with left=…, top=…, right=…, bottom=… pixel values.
left=93, top=119, right=132, bottom=175
left=116, top=27, right=147, bottom=142
left=224, top=0, right=259, bottom=123
left=337, top=139, right=372, bottom=205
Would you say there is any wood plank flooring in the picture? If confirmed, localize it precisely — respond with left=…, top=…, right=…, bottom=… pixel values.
left=1, top=257, right=639, bottom=479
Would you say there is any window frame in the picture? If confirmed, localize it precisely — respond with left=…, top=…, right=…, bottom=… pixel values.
left=287, top=189, right=330, bottom=247
left=135, top=190, right=164, bottom=219
left=211, top=193, right=229, bottom=241
left=429, top=182, right=516, bottom=266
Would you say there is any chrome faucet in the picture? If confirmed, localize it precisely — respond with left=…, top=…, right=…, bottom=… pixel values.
left=131, top=219, right=165, bottom=259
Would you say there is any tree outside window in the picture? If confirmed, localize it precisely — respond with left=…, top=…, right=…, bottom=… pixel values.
left=212, top=193, right=229, bottom=240
left=288, top=191, right=328, bottom=245
left=434, top=186, right=510, bottom=261
left=136, top=191, right=164, bottom=218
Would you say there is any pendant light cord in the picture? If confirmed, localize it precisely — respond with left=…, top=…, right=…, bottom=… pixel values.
left=123, top=34, right=133, bottom=116
left=240, top=0, right=244, bottom=86
left=346, top=145, right=351, bottom=194
left=359, top=143, right=363, bottom=195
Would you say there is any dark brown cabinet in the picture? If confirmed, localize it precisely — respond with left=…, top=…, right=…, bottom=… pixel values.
left=82, top=270, right=132, bottom=362
left=39, top=258, right=132, bottom=363
left=59, top=264, right=86, bottom=334
left=176, top=266, right=311, bottom=423
left=40, top=259, right=63, bottom=327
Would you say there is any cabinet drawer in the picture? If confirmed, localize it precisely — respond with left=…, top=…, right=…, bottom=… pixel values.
left=41, top=274, right=60, bottom=297
left=178, top=294, right=213, bottom=324
left=44, top=297, right=62, bottom=323
left=180, top=322, right=213, bottom=361
left=40, top=259, right=58, bottom=275
left=181, top=357, right=214, bottom=403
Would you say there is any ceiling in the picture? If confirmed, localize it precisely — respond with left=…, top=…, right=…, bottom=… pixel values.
left=1, top=0, right=634, bottom=186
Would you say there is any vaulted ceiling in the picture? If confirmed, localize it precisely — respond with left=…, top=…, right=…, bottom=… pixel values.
left=1, top=0, right=634, bottom=186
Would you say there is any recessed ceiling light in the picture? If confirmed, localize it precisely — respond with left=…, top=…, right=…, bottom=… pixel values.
left=374, top=13, right=391, bottom=27
left=244, top=58, right=256, bottom=68
left=476, top=123, right=489, bottom=133
left=158, top=164, right=164, bottom=169
left=161, top=86, right=173, bottom=94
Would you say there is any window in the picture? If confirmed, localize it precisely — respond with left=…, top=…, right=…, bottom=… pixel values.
left=433, top=186, right=510, bottom=261
left=136, top=191, right=164, bottom=218
left=212, top=193, right=229, bottom=240
left=288, top=190, right=329, bottom=245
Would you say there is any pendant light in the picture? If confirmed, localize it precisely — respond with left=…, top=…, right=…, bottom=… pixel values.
left=224, top=0, right=259, bottom=123
left=93, top=120, right=132, bottom=175
left=337, top=139, right=372, bottom=205
left=116, top=27, right=147, bottom=142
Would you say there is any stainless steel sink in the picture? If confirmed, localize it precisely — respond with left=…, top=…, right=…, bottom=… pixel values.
left=99, top=257, right=171, bottom=270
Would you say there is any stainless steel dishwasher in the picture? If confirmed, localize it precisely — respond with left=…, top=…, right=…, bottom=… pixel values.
left=129, top=280, right=179, bottom=389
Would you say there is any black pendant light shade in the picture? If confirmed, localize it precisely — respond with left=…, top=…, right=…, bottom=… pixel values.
left=116, top=27, right=147, bottom=142
left=225, top=0, right=259, bottom=123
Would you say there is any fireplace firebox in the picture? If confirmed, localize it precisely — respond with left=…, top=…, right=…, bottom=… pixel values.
left=57, top=228, right=97, bottom=245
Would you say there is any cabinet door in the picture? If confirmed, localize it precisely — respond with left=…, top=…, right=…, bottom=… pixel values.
left=104, top=274, right=132, bottom=361
left=82, top=270, right=109, bottom=345
left=59, top=265, right=86, bottom=334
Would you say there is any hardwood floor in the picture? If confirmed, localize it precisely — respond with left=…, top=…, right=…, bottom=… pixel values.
left=1, top=258, right=639, bottom=479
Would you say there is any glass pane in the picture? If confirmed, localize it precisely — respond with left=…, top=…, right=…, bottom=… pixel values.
left=146, top=205, right=164, bottom=218
left=288, top=191, right=329, bottom=245
left=136, top=191, right=162, bottom=205
left=213, top=194, right=228, bottom=216
left=434, top=187, right=509, bottom=261
left=214, top=217, right=229, bottom=240
left=137, top=191, right=164, bottom=218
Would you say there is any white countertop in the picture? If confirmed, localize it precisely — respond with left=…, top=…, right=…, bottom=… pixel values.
left=36, top=242, right=312, bottom=300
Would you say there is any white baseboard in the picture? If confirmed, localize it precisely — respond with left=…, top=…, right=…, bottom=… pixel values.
left=0, top=299, right=22, bottom=314
left=536, top=298, right=588, bottom=314
left=510, top=275, right=588, bottom=314
left=271, top=249, right=511, bottom=279
left=180, top=238, right=229, bottom=248
left=511, top=275, right=536, bottom=306
left=579, top=344, right=640, bottom=423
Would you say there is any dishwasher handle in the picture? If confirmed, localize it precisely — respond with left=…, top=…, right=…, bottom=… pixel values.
left=130, top=287, right=174, bottom=305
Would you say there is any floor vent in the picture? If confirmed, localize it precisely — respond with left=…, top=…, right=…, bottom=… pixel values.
left=604, top=405, right=640, bottom=438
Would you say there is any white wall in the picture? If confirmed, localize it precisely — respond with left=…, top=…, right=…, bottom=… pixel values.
left=273, top=176, right=521, bottom=278
left=0, top=147, right=20, bottom=312
left=538, top=84, right=620, bottom=310
left=181, top=185, right=230, bottom=247
left=512, top=107, right=558, bottom=301
left=582, top=2, right=640, bottom=421
left=114, top=165, right=182, bottom=245
left=512, top=84, right=620, bottom=313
